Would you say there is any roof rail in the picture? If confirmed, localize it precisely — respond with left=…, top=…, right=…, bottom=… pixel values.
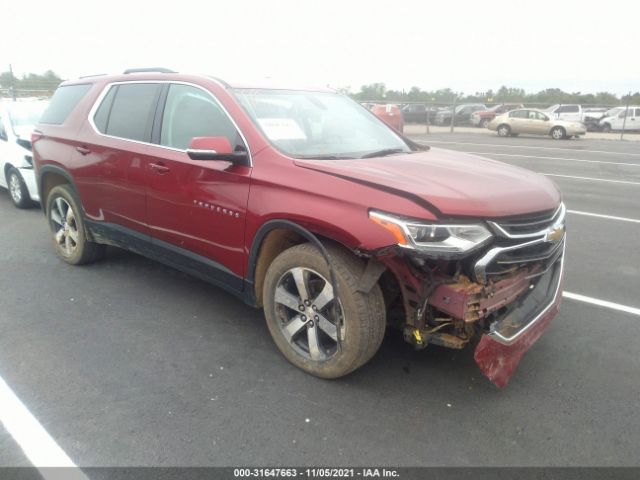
left=123, top=67, right=176, bottom=74
left=79, top=73, right=107, bottom=79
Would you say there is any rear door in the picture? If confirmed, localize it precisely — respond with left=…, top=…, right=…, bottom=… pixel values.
left=508, top=110, right=528, bottom=133
left=144, top=82, right=252, bottom=282
left=626, top=108, right=640, bottom=130
left=75, top=82, right=162, bottom=236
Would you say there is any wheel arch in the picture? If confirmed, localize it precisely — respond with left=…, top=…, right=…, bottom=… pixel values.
left=246, top=219, right=359, bottom=308
left=38, top=165, right=78, bottom=214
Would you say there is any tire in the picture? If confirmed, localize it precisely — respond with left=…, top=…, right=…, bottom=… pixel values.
left=497, top=124, right=511, bottom=137
left=480, top=118, right=490, bottom=128
left=46, top=184, right=106, bottom=265
left=602, top=123, right=612, bottom=133
left=6, top=167, right=33, bottom=209
left=263, top=242, right=386, bottom=379
left=551, top=126, right=566, bottom=140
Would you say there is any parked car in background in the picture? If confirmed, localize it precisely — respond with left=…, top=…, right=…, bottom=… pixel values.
left=400, top=103, right=440, bottom=124
left=0, top=100, right=48, bottom=208
left=32, top=70, right=566, bottom=387
left=582, top=107, right=615, bottom=131
left=599, top=106, right=640, bottom=132
left=435, top=104, right=486, bottom=126
left=371, top=104, right=404, bottom=133
left=471, top=104, right=524, bottom=128
left=544, top=104, right=591, bottom=124
left=489, top=108, right=586, bottom=139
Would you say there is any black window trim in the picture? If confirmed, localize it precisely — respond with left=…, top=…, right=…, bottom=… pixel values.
left=87, top=80, right=253, bottom=166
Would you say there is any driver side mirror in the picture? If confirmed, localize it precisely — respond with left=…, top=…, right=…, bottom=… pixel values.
left=186, top=136, right=249, bottom=165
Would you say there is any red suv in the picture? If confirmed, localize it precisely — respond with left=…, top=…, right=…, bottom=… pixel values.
left=32, top=69, right=565, bottom=387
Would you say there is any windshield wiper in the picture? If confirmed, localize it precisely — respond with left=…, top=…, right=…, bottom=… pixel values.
left=297, top=154, right=356, bottom=160
left=360, top=148, right=408, bottom=159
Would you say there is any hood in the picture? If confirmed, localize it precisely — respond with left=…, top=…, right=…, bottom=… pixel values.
left=294, top=148, right=561, bottom=218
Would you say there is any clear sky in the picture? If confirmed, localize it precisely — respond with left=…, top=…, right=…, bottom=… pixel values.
left=4, top=0, right=639, bottom=95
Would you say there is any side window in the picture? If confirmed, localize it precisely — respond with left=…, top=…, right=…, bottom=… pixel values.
left=101, top=83, right=161, bottom=142
left=635, top=108, right=640, bottom=117
left=510, top=110, right=527, bottom=118
left=93, top=86, right=117, bottom=133
left=557, top=105, right=579, bottom=113
left=159, top=84, right=243, bottom=151
left=40, top=84, right=92, bottom=125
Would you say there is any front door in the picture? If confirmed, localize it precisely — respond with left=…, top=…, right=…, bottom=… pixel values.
left=145, top=83, right=252, bottom=283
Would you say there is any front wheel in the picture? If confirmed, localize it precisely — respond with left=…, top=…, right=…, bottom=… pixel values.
left=6, top=168, right=33, bottom=209
left=46, top=184, right=106, bottom=265
left=551, top=126, right=566, bottom=140
left=602, top=123, right=612, bottom=133
left=263, top=243, right=386, bottom=378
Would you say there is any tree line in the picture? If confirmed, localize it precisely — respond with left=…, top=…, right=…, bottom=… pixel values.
left=351, top=83, right=640, bottom=106
left=0, top=70, right=63, bottom=95
left=1, top=71, right=638, bottom=105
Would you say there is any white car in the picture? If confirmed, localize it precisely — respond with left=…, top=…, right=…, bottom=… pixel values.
left=599, top=106, right=640, bottom=132
left=0, top=100, right=48, bottom=208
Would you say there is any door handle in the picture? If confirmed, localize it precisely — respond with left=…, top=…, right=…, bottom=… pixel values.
left=149, top=162, right=170, bottom=173
left=76, top=146, right=91, bottom=155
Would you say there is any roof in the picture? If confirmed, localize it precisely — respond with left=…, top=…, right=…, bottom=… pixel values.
left=61, top=70, right=335, bottom=93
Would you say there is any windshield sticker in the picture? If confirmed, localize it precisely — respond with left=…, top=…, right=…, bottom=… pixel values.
left=258, top=118, right=307, bottom=140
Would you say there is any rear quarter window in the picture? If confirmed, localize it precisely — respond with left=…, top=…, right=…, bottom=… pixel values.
left=39, top=84, right=92, bottom=125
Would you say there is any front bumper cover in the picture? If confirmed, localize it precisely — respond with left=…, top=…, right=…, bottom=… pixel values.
left=474, top=245, right=565, bottom=387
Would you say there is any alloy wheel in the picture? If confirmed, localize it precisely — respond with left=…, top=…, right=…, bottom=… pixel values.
left=49, top=197, right=79, bottom=256
left=9, top=173, right=22, bottom=204
left=274, top=267, right=343, bottom=362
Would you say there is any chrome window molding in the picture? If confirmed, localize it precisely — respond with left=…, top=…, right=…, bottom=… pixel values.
left=86, top=80, right=253, bottom=167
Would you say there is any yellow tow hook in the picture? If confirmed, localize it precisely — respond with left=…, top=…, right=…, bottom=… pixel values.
left=413, top=328, right=424, bottom=346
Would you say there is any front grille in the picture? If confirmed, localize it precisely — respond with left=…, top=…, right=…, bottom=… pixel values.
left=485, top=238, right=564, bottom=277
left=474, top=203, right=566, bottom=282
left=491, top=204, right=564, bottom=238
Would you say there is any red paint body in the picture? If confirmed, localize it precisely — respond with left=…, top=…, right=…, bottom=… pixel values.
left=474, top=293, right=562, bottom=388
left=32, top=73, right=565, bottom=386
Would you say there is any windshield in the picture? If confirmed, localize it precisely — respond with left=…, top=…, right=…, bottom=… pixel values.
left=7, top=102, right=48, bottom=129
left=233, top=89, right=412, bottom=159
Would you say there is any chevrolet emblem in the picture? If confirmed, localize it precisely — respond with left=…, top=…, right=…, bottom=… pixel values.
left=545, top=225, right=565, bottom=243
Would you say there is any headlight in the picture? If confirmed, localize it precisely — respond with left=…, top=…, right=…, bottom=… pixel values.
left=369, top=211, right=493, bottom=257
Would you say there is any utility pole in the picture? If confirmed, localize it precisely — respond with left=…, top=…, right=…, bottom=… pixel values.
left=9, top=64, right=16, bottom=101
left=620, top=91, right=631, bottom=141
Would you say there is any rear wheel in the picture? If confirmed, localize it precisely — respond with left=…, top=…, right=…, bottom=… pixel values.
left=497, top=124, right=511, bottom=137
left=46, top=184, right=106, bottom=265
left=6, top=168, right=33, bottom=209
left=551, top=126, right=566, bottom=140
left=263, top=243, right=386, bottom=378
left=602, top=123, right=612, bottom=133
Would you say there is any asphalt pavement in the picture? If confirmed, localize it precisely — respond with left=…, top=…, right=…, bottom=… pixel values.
left=0, top=133, right=639, bottom=468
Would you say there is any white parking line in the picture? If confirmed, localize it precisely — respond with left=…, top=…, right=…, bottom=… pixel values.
left=563, top=292, right=640, bottom=316
left=568, top=209, right=640, bottom=224
left=426, top=140, right=640, bottom=156
left=0, top=375, right=88, bottom=479
left=542, top=173, right=640, bottom=185
left=459, top=152, right=640, bottom=167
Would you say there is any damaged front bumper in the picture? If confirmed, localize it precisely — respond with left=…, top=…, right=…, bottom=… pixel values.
left=372, top=205, right=566, bottom=387
left=474, top=243, right=564, bottom=387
